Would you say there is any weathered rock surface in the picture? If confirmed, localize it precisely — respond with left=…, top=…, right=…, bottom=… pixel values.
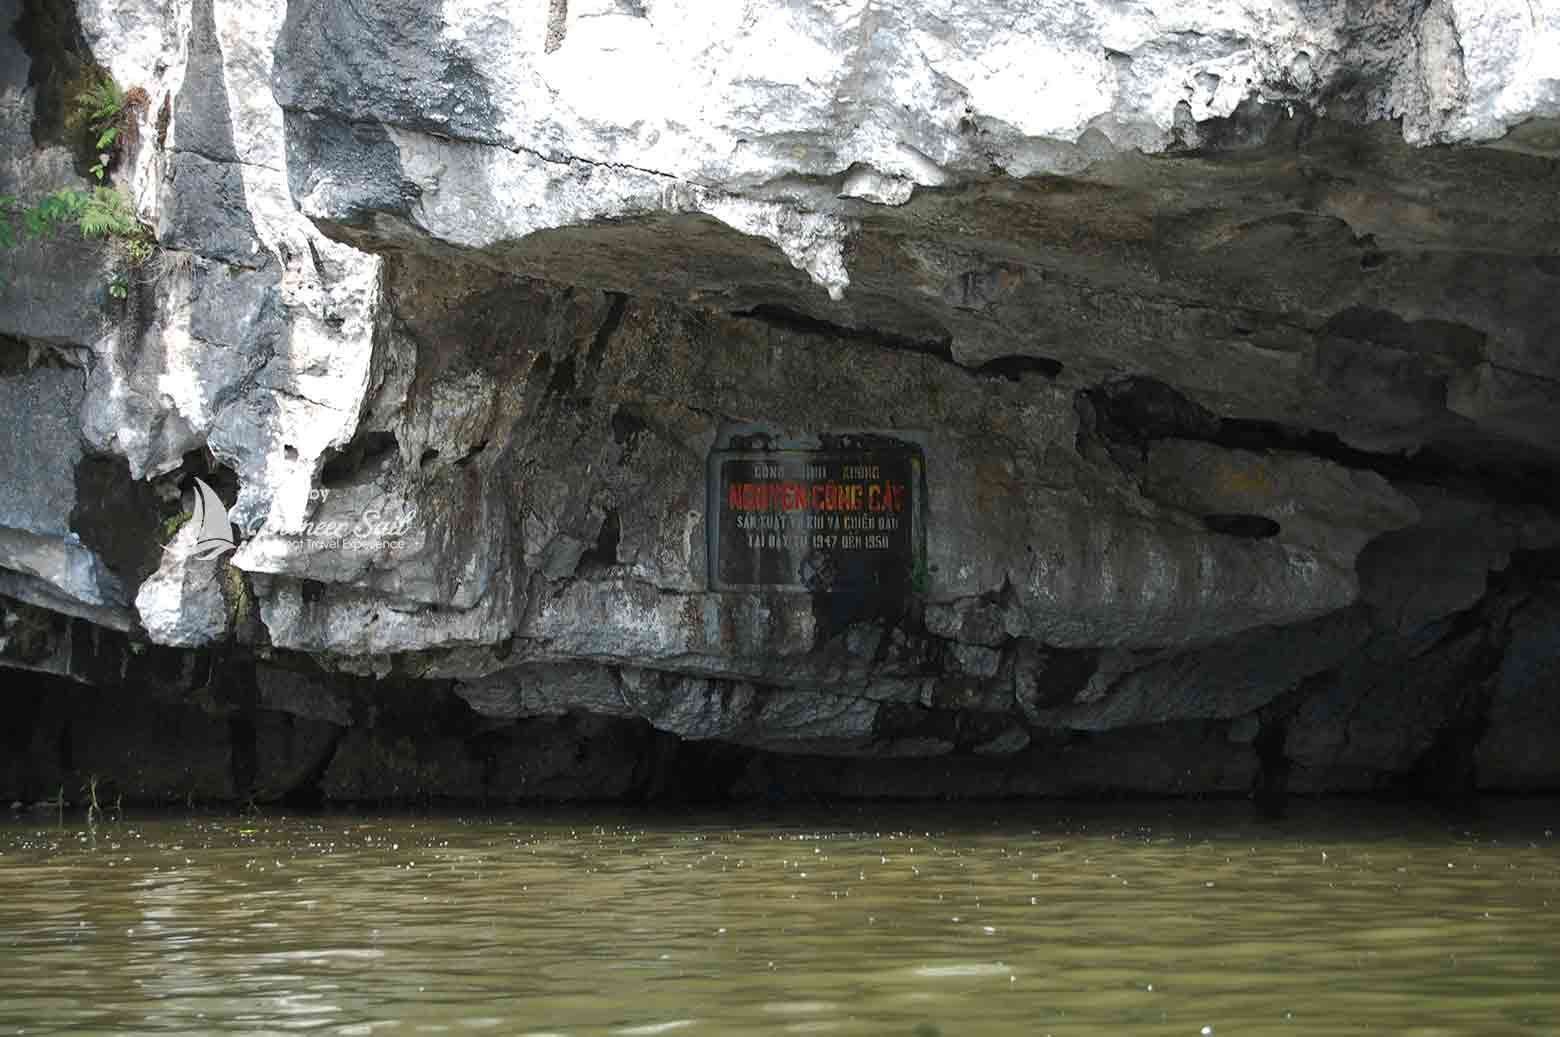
left=133, top=519, right=229, bottom=646
left=1475, top=586, right=1560, bottom=790
left=0, top=359, right=134, bottom=629
left=1, top=0, right=1558, bottom=804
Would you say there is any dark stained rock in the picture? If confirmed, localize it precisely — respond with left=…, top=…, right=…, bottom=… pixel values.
left=1475, top=588, right=1560, bottom=791
left=1284, top=619, right=1497, bottom=795
left=482, top=714, right=665, bottom=802
left=1033, top=607, right=1374, bottom=732
left=250, top=710, right=342, bottom=803
left=321, top=730, right=487, bottom=803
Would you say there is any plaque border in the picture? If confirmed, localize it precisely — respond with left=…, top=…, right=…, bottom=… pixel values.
left=706, top=444, right=925, bottom=594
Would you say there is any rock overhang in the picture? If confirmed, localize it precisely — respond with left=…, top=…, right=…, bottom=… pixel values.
left=278, top=111, right=1560, bottom=464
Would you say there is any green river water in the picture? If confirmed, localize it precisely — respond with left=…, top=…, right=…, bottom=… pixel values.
left=2, top=802, right=1558, bottom=1035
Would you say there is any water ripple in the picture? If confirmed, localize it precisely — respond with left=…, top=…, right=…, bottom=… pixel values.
left=2, top=803, right=1558, bottom=1034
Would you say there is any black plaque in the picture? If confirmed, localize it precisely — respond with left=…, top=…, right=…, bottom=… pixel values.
left=708, top=448, right=922, bottom=592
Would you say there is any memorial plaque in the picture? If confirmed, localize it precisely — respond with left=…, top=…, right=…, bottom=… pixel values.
left=708, top=446, right=923, bottom=593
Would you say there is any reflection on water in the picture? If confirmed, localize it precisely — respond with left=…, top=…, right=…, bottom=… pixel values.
left=2, top=802, right=1558, bottom=1035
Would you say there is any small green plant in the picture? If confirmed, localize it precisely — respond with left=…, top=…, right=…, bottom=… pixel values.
left=78, top=186, right=140, bottom=239
left=1, top=186, right=154, bottom=298
left=159, top=510, right=193, bottom=544
left=75, top=75, right=124, bottom=141
left=66, top=74, right=149, bottom=180
left=125, top=236, right=155, bottom=265
left=0, top=186, right=140, bottom=245
left=72, top=74, right=124, bottom=181
left=0, top=187, right=82, bottom=244
left=220, top=562, right=253, bottom=630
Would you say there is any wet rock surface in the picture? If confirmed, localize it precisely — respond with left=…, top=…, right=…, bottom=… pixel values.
left=1, top=0, right=1558, bottom=805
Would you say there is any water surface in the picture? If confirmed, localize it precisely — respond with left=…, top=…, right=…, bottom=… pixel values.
left=3, top=802, right=1558, bottom=1034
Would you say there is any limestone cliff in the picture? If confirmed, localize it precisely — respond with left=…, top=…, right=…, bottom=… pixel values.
left=2, top=0, right=1558, bottom=805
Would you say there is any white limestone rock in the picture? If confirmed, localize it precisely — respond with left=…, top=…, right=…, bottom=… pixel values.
left=272, top=0, right=1560, bottom=301
left=839, top=166, right=916, bottom=207
left=134, top=519, right=228, bottom=646
left=77, top=0, right=383, bottom=538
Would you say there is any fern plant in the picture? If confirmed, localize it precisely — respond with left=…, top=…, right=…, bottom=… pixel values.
left=78, top=188, right=140, bottom=239
left=74, top=75, right=124, bottom=142
left=19, top=188, right=87, bottom=240
left=0, top=186, right=153, bottom=297
left=70, top=74, right=131, bottom=181
left=0, top=187, right=139, bottom=243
